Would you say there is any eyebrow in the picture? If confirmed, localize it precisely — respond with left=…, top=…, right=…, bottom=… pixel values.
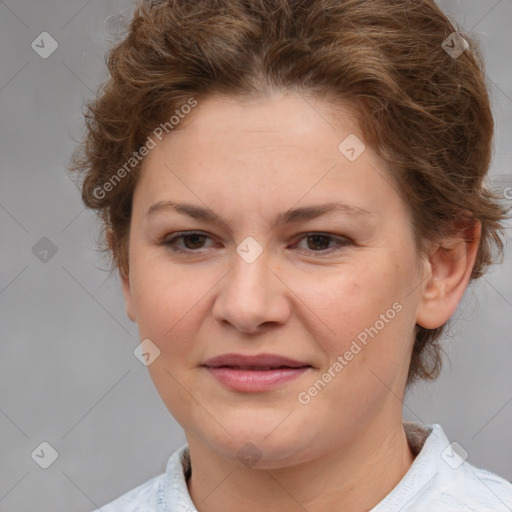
left=145, top=200, right=373, bottom=227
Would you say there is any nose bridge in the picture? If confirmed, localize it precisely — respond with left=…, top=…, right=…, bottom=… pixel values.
left=231, top=243, right=270, bottom=295
left=213, top=239, right=289, bottom=332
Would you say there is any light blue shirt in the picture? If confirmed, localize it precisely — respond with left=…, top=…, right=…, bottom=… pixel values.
left=93, top=423, right=512, bottom=511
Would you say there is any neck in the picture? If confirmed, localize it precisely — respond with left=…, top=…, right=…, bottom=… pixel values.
left=186, top=418, right=416, bottom=512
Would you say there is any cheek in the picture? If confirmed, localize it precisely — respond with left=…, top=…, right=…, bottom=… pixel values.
left=128, top=258, right=215, bottom=422
left=130, top=239, right=416, bottom=366
left=294, top=256, right=414, bottom=385
left=296, top=262, right=402, bottom=342
left=129, top=255, right=213, bottom=353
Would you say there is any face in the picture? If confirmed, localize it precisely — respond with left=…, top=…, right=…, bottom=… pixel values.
left=122, top=92, right=428, bottom=468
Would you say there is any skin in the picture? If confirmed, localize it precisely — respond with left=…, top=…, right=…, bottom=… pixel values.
left=120, top=92, right=480, bottom=512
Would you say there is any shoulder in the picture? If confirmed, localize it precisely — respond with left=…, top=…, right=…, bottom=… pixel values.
left=91, top=474, right=164, bottom=512
left=374, top=423, right=512, bottom=511
left=427, top=424, right=512, bottom=511
left=458, top=464, right=512, bottom=507
left=415, top=460, right=512, bottom=511
left=89, top=443, right=194, bottom=512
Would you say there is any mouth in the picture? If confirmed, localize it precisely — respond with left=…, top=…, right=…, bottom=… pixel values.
left=207, top=365, right=312, bottom=370
left=201, top=353, right=312, bottom=369
left=201, top=353, right=313, bottom=392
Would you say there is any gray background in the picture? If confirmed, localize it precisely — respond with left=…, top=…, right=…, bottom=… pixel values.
left=0, top=1, right=511, bottom=510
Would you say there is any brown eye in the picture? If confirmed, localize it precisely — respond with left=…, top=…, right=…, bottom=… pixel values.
left=163, top=231, right=214, bottom=253
left=306, top=234, right=332, bottom=251
left=182, top=233, right=207, bottom=249
left=294, top=232, right=351, bottom=254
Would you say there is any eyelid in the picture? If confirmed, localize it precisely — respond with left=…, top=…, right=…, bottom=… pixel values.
left=163, top=231, right=217, bottom=253
left=162, top=230, right=352, bottom=255
left=291, top=232, right=352, bottom=252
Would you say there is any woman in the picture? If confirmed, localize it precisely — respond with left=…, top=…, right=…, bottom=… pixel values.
left=69, top=0, right=512, bottom=510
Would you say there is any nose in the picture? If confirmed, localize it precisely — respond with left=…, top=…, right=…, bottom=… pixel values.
left=212, top=245, right=291, bottom=334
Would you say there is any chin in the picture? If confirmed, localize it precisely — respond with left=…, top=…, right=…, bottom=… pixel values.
left=198, top=423, right=318, bottom=470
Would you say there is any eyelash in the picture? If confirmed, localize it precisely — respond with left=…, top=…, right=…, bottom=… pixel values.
left=162, top=231, right=351, bottom=255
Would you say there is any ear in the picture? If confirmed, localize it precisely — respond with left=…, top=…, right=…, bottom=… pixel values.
left=416, top=219, right=481, bottom=329
left=121, top=273, right=136, bottom=323
left=107, top=229, right=136, bottom=323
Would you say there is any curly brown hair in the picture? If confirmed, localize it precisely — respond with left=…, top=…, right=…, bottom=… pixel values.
left=68, top=0, right=508, bottom=387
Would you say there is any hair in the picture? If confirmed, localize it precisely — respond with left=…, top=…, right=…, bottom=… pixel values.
left=69, top=0, right=508, bottom=387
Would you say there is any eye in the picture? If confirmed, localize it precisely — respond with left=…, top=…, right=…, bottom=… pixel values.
left=162, top=231, right=215, bottom=253
left=162, top=231, right=351, bottom=255
left=292, top=232, right=351, bottom=253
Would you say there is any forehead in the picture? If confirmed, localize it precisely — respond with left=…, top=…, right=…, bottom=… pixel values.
left=168, top=92, right=362, bottom=149
left=133, top=93, right=405, bottom=226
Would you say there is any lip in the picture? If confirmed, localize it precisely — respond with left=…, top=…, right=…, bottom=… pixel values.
left=201, top=353, right=312, bottom=392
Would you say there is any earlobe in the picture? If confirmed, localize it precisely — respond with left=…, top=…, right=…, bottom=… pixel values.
left=416, top=220, right=481, bottom=330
